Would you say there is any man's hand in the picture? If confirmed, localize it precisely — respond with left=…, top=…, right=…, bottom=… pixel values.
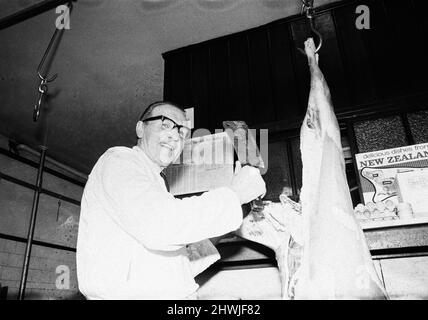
left=230, top=161, right=266, bottom=205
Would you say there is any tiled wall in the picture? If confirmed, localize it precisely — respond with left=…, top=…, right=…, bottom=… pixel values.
left=0, top=239, right=82, bottom=299
left=0, top=135, right=84, bottom=300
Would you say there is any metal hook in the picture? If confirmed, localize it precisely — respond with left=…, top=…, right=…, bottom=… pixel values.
left=37, top=70, right=57, bottom=83
left=36, top=1, right=73, bottom=82
left=307, top=15, right=323, bottom=54
left=299, top=0, right=322, bottom=54
left=36, top=26, right=61, bottom=86
left=33, top=79, right=49, bottom=121
left=33, top=1, right=73, bottom=122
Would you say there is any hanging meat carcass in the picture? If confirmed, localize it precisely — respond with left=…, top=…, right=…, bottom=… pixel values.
left=294, top=38, right=387, bottom=299
left=237, top=38, right=387, bottom=299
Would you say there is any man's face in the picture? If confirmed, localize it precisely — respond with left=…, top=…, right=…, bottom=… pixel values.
left=137, top=104, right=188, bottom=169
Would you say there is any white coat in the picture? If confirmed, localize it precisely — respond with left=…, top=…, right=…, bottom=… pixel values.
left=76, top=146, right=242, bottom=299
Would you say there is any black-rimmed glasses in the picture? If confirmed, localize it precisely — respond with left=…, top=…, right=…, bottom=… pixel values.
left=143, top=115, right=191, bottom=139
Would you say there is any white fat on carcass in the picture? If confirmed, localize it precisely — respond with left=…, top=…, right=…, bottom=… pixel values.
left=237, top=38, right=387, bottom=300
left=295, top=38, right=387, bottom=299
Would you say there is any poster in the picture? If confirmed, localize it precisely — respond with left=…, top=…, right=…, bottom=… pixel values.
left=355, top=142, right=428, bottom=205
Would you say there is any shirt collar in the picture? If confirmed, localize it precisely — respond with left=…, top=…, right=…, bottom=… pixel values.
left=132, top=145, right=163, bottom=174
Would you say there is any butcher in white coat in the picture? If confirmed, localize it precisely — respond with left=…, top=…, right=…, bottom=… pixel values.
left=76, top=101, right=266, bottom=299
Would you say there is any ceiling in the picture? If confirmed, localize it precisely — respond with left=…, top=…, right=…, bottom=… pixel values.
left=0, top=0, right=337, bottom=174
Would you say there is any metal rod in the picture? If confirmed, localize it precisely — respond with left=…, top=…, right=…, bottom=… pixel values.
left=18, top=146, right=47, bottom=300
left=37, top=26, right=62, bottom=81
left=0, top=0, right=75, bottom=30
left=33, top=1, right=73, bottom=122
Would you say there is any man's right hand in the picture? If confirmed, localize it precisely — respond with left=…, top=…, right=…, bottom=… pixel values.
left=230, top=161, right=266, bottom=205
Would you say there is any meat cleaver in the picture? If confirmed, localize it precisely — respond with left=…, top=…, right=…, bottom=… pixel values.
left=223, top=121, right=265, bottom=216
left=222, top=121, right=265, bottom=169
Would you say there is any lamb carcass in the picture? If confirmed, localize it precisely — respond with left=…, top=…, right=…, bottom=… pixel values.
left=294, top=38, right=387, bottom=299
left=237, top=38, right=387, bottom=300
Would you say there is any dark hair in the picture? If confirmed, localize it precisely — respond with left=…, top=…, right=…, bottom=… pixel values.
left=138, top=101, right=185, bottom=121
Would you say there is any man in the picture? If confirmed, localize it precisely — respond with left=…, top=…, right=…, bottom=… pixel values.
left=76, top=101, right=266, bottom=299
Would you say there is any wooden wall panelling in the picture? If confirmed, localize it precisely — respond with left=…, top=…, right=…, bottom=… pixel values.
left=413, top=0, right=428, bottom=83
left=289, top=17, right=312, bottom=118
left=267, top=22, right=301, bottom=123
left=383, top=0, right=425, bottom=96
left=400, top=0, right=428, bottom=94
left=164, top=0, right=428, bottom=128
left=227, top=35, right=252, bottom=124
left=359, top=0, right=400, bottom=100
left=413, top=0, right=428, bottom=30
left=189, top=46, right=211, bottom=130
left=314, top=12, right=350, bottom=112
left=333, top=1, right=377, bottom=107
left=345, top=119, right=364, bottom=203
left=288, top=12, right=348, bottom=118
left=262, top=139, right=292, bottom=201
left=163, top=50, right=191, bottom=106
left=163, top=56, right=172, bottom=101
left=247, top=29, right=276, bottom=125
left=208, top=40, right=231, bottom=130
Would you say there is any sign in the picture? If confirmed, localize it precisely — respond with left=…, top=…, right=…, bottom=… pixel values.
left=355, top=143, right=428, bottom=204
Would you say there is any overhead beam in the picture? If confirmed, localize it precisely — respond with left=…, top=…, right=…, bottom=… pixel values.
left=0, top=0, right=76, bottom=30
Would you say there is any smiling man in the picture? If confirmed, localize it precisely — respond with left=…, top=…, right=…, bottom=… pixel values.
left=137, top=102, right=190, bottom=169
left=76, top=101, right=266, bottom=299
